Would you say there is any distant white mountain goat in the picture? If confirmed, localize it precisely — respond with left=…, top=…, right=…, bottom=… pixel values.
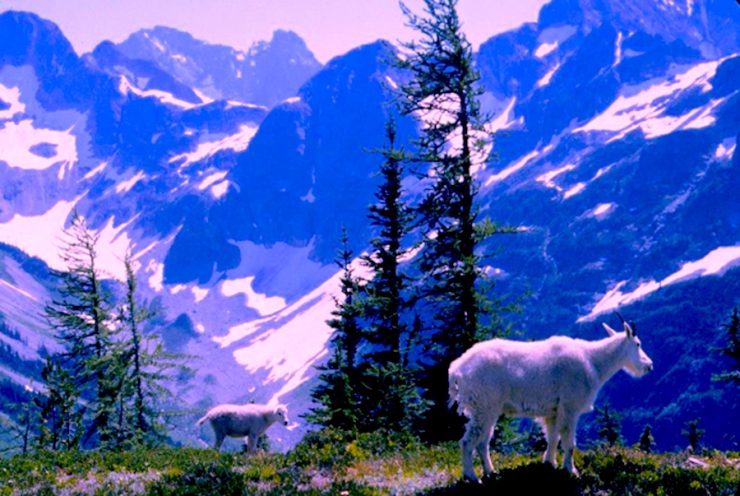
left=448, top=318, right=653, bottom=481
left=197, top=403, right=290, bottom=452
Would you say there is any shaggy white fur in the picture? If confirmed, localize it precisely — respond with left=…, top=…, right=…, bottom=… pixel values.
left=449, top=321, right=653, bottom=481
left=197, top=403, right=289, bottom=452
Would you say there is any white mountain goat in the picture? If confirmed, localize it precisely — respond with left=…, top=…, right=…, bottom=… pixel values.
left=448, top=318, right=653, bottom=481
left=196, top=403, right=289, bottom=452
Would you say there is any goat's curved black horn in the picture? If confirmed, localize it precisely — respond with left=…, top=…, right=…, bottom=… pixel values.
left=630, top=321, right=637, bottom=336
left=615, top=311, right=626, bottom=324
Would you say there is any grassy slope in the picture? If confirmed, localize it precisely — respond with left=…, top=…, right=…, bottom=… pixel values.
left=1, top=432, right=738, bottom=495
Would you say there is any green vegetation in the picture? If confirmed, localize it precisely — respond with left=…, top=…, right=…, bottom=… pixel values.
left=1, top=431, right=738, bottom=495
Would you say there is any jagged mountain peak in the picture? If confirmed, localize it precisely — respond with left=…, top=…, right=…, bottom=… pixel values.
left=537, top=0, right=739, bottom=57
left=114, top=25, right=321, bottom=107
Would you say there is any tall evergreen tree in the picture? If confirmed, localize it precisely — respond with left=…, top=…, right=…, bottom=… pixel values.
left=114, top=253, right=186, bottom=446
left=395, top=0, right=508, bottom=437
left=307, top=229, right=364, bottom=431
left=360, top=119, right=427, bottom=434
left=44, top=211, right=118, bottom=446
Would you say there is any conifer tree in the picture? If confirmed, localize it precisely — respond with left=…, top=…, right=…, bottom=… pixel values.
left=34, top=356, right=83, bottom=450
left=395, top=0, right=509, bottom=437
left=116, top=252, right=189, bottom=446
left=595, top=403, right=623, bottom=447
left=639, top=424, right=655, bottom=453
left=360, top=119, right=427, bottom=434
left=307, top=229, right=364, bottom=431
left=712, top=307, right=740, bottom=384
left=44, top=211, right=119, bottom=446
left=682, top=418, right=705, bottom=453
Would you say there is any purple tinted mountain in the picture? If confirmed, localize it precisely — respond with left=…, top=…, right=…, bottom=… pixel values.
left=114, top=27, right=322, bottom=107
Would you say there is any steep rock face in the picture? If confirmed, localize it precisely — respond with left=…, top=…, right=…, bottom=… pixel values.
left=115, top=27, right=322, bottom=107
left=163, top=41, right=418, bottom=285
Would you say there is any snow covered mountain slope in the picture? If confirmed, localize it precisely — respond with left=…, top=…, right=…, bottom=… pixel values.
left=113, top=27, right=322, bottom=108
left=0, top=0, right=738, bottom=451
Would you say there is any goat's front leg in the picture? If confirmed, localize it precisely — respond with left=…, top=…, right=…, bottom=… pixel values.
left=542, top=416, right=559, bottom=467
left=559, top=414, right=580, bottom=476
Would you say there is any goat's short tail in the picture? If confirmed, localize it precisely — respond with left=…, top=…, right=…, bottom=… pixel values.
left=196, top=414, right=210, bottom=427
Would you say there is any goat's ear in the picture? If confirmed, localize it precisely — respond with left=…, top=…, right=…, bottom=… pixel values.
left=623, top=321, right=634, bottom=338
left=602, top=323, right=617, bottom=336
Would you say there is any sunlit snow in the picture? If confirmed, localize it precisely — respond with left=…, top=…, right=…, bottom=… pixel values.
left=591, top=202, right=615, bottom=218
left=0, top=119, right=77, bottom=170
left=579, top=246, right=740, bottom=321
left=573, top=60, right=726, bottom=141
left=0, top=83, right=25, bottom=119
left=486, top=145, right=553, bottom=187
left=563, top=182, right=586, bottom=199
left=221, top=276, right=287, bottom=317
left=0, top=197, right=80, bottom=272
left=535, top=42, right=558, bottom=58
left=115, top=170, right=145, bottom=194
left=119, top=76, right=198, bottom=109
left=536, top=164, right=576, bottom=191
left=536, top=63, right=561, bottom=88
left=714, top=137, right=736, bottom=160
left=169, top=125, right=258, bottom=168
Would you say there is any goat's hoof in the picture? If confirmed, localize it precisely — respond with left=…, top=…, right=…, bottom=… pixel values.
left=462, top=475, right=482, bottom=485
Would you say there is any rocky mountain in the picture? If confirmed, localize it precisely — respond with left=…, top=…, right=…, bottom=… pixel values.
left=0, top=0, right=738, bottom=451
left=112, top=26, right=322, bottom=108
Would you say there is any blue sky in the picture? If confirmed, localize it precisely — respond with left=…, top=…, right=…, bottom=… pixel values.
left=0, top=0, right=547, bottom=62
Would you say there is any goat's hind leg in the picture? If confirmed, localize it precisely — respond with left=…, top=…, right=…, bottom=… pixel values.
left=461, top=417, right=484, bottom=481
left=475, top=414, right=497, bottom=477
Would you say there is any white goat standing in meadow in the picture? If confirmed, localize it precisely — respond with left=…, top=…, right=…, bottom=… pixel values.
left=449, top=318, right=654, bottom=481
left=197, top=403, right=290, bottom=452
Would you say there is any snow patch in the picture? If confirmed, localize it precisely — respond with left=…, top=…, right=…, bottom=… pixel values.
left=536, top=63, right=561, bottom=88
left=211, top=181, right=230, bottom=199
left=221, top=276, right=287, bottom=317
left=192, top=286, right=209, bottom=303
left=714, top=137, right=736, bottom=160
left=197, top=171, right=228, bottom=191
left=573, top=60, right=726, bottom=141
left=119, top=76, right=198, bottom=109
left=564, top=182, right=586, bottom=199
left=579, top=245, right=740, bottom=321
left=486, top=146, right=552, bottom=187
left=591, top=202, right=615, bottom=218
left=82, top=161, right=108, bottom=180
left=169, top=125, right=258, bottom=168
left=0, top=83, right=25, bottom=119
left=0, top=196, right=80, bottom=272
left=115, top=170, right=145, bottom=194
left=535, top=42, right=558, bottom=58
left=0, top=119, right=77, bottom=170
left=536, top=164, right=576, bottom=191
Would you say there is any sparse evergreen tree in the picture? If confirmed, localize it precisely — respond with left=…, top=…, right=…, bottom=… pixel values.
left=307, top=229, right=364, bottom=431
left=595, top=404, right=623, bottom=447
left=34, top=356, right=83, bottom=450
left=394, top=0, right=512, bottom=438
left=682, top=418, right=705, bottom=453
left=712, top=307, right=740, bottom=384
left=44, top=211, right=119, bottom=447
left=115, top=253, right=187, bottom=446
left=639, top=424, right=655, bottom=453
left=360, top=119, right=427, bottom=434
